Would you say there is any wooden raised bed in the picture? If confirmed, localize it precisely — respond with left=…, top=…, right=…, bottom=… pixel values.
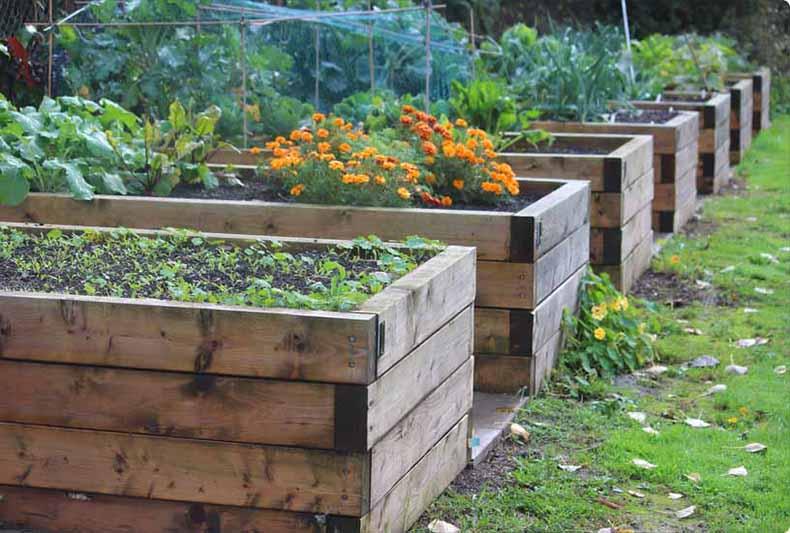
left=532, top=112, right=699, bottom=234
left=0, top=223, right=475, bottom=533
left=632, top=92, right=731, bottom=194
left=0, top=177, right=590, bottom=395
left=498, top=133, right=653, bottom=293
left=725, top=78, right=754, bottom=164
left=727, top=67, right=771, bottom=133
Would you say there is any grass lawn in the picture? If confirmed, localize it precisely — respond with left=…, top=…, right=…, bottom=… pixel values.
left=415, top=115, right=790, bottom=533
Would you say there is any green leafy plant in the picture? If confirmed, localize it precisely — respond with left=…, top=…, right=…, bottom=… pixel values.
left=561, top=269, right=659, bottom=379
left=449, top=77, right=521, bottom=133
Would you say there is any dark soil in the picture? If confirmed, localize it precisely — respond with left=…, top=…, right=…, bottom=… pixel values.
left=511, top=143, right=609, bottom=155
left=611, top=109, right=680, bottom=124
left=451, top=438, right=525, bottom=495
left=171, top=178, right=545, bottom=213
left=661, top=93, right=710, bottom=103
left=631, top=270, right=725, bottom=307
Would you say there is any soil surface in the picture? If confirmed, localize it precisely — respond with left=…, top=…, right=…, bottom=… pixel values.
left=171, top=178, right=545, bottom=213
left=512, top=143, right=609, bottom=155
left=631, top=270, right=725, bottom=307
left=661, top=93, right=710, bottom=103
left=611, top=109, right=680, bottom=124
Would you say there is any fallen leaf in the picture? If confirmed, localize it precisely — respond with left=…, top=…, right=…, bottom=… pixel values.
left=720, top=265, right=736, bottom=273
left=685, top=472, right=702, bottom=483
left=559, top=464, right=582, bottom=472
left=736, top=337, right=769, bottom=348
left=642, top=426, right=660, bottom=436
left=632, top=458, right=657, bottom=470
left=645, top=365, right=669, bottom=375
left=428, top=519, right=460, bottom=533
left=701, top=384, right=727, bottom=396
left=628, top=490, right=645, bottom=498
left=775, top=365, right=787, bottom=375
left=668, top=492, right=684, bottom=500
left=743, top=307, right=759, bottom=313
left=510, top=423, right=530, bottom=441
left=628, top=412, right=647, bottom=424
left=612, top=487, right=624, bottom=494
left=676, top=505, right=696, bottom=519
left=727, top=466, right=748, bottom=477
left=676, top=319, right=690, bottom=324
left=685, top=418, right=711, bottom=428
left=596, top=496, right=623, bottom=509
left=684, top=327, right=704, bottom=335
left=695, top=280, right=712, bottom=289
left=744, top=442, right=767, bottom=453
left=689, top=355, right=719, bottom=368
left=780, top=246, right=790, bottom=253
left=754, top=287, right=774, bottom=295
left=725, top=364, right=749, bottom=375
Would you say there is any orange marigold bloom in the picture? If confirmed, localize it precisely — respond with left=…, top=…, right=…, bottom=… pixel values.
left=312, top=113, right=325, bottom=122
left=264, top=141, right=279, bottom=150
left=425, top=156, right=435, bottom=165
left=452, top=179, right=464, bottom=190
left=441, top=196, right=453, bottom=207
left=506, top=181, right=520, bottom=196
left=290, top=184, right=305, bottom=196
left=347, top=132, right=360, bottom=141
left=317, top=128, right=329, bottom=138
left=397, top=187, right=411, bottom=200
left=442, top=143, right=456, bottom=157
left=342, top=123, right=354, bottom=131
left=249, top=146, right=262, bottom=155
left=422, top=141, right=438, bottom=156
left=382, top=161, right=396, bottom=171
left=400, top=115, right=414, bottom=125
left=481, top=181, right=503, bottom=195
left=375, top=175, right=386, bottom=185
left=317, top=142, right=331, bottom=154
left=402, top=104, right=416, bottom=114
left=275, top=136, right=287, bottom=144
left=333, top=117, right=345, bottom=127
left=300, top=131, right=313, bottom=143
left=329, top=160, right=344, bottom=171
left=415, top=111, right=430, bottom=123
left=482, top=139, right=494, bottom=150
left=466, top=138, right=478, bottom=150
left=289, top=130, right=302, bottom=141
left=273, top=147, right=288, bottom=158
left=485, top=149, right=497, bottom=159
left=345, top=160, right=360, bottom=168
left=455, top=118, right=468, bottom=128
left=338, top=143, right=352, bottom=153
left=425, top=173, right=437, bottom=185
left=319, top=153, right=335, bottom=161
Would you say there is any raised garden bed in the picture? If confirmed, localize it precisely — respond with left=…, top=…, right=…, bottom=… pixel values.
left=725, top=78, right=754, bottom=164
left=497, top=133, right=653, bottom=293
left=532, top=112, right=700, bottom=234
left=0, top=223, right=475, bottom=533
left=727, top=67, right=771, bottom=133
left=0, top=177, right=589, bottom=395
left=632, top=92, right=731, bottom=194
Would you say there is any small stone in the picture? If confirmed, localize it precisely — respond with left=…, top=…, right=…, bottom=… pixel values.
left=689, top=355, right=719, bottom=368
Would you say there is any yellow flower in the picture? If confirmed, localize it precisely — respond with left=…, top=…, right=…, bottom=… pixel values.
left=329, top=160, right=344, bottom=171
left=738, top=406, right=749, bottom=416
left=375, top=175, right=386, bottom=185
left=312, top=112, right=325, bottom=122
left=591, top=305, right=607, bottom=321
left=249, top=146, right=262, bottom=155
left=620, top=297, right=629, bottom=311
left=594, top=327, right=606, bottom=341
left=397, top=187, right=411, bottom=200
left=442, top=143, right=456, bottom=157
left=455, top=118, right=468, bottom=128
left=290, top=184, right=305, bottom=197
left=300, top=131, right=313, bottom=143
left=726, top=416, right=738, bottom=425
left=670, top=255, right=681, bottom=265
left=609, top=299, right=622, bottom=312
left=317, top=142, right=331, bottom=154
left=638, top=323, right=646, bottom=334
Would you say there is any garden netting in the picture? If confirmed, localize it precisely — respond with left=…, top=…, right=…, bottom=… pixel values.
left=46, top=0, right=474, bottom=143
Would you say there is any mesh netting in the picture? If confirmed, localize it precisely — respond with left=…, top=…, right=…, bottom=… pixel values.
left=0, top=0, right=45, bottom=36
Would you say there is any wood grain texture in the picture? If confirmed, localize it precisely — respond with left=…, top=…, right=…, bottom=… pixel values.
left=590, top=202, right=652, bottom=265
left=0, top=485, right=322, bottom=533
left=592, top=167, right=654, bottom=228
left=654, top=139, right=698, bottom=184
left=0, top=291, right=377, bottom=384
left=595, top=230, right=654, bottom=293
left=697, top=139, right=731, bottom=194
left=0, top=422, right=368, bottom=515
left=654, top=163, right=697, bottom=212
left=370, top=357, right=472, bottom=505
left=0, top=359, right=336, bottom=449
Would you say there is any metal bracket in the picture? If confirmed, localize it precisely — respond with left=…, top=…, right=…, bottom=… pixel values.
left=376, top=321, right=386, bottom=359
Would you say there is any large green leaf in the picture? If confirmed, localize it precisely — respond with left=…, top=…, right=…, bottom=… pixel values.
left=42, top=160, right=94, bottom=200
left=0, top=154, right=31, bottom=206
left=100, top=99, right=140, bottom=132
left=168, top=101, right=187, bottom=131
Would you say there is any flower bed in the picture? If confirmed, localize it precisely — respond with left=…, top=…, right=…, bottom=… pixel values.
left=531, top=112, right=700, bottom=234
left=725, top=78, right=754, bottom=164
left=727, top=67, right=771, bottom=133
left=0, top=223, right=475, bottom=533
left=0, top=176, right=589, bottom=395
left=497, top=132, right=653, bottom=293
left=632, top=92, right=731, bottom=194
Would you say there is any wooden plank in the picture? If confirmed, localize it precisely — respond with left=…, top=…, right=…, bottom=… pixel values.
left=477, top=223, right=589, bottom=309
left=698, top=116, right=730, bottom=152
left=360, top=247, right=476, bottom=376
left=590, top=202, right=653, bottom=265
left=369, top=357, right=472, bottom=506
left=0, top=194, right=515, bottom=261
left=359, top=416, right=469, bottom=533
left=529, top=329, right=564, bottom=395
left=595, top=230, right=654, bottom=293
left=0, top=291, right=377, bottom=384
left=0, top=359, right=337, bottom=449
left=592, top=167, right=654, bottom=228
left=514, top=179, right=589, bottom=262
left=0, top=422, right=368, bottom=515
left=366, top=306, right=473, bottom=447
left=653, top=162, right=697, bottom=211
left=474, top=264, right=585, bottom=356
left=698, top=139, right=731, bottom=194
left=655, top=139, right=698, bottom=184
left=0, top=485, right=322, bottom=533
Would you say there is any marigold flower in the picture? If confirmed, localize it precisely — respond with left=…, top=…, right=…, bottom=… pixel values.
left=425, top=156, right=435, bottom=165
left=397, top=187, right=411, bottom=200
left=425, top=173, right=437, bottom=185
left=422, top=141, right=438, bottom=156
left=609, top=300, right=622, bottom=312
left=400, top=115, right=414, bottom=125
left=485, top=149, right=497, bottom=159
left=338, top=143, right=352, bottom=153
left=273, top=147, right=288, bottom=158
left=441, top=196, right=452, bottom=207
left=591, top=305, right=607, bottom=321
left=382, top=161, right=396, bottom=171
left=375, top=175, right=386, bottom=185
left=506, top=181, right=520, bottom=196
left=300, top=131, right=313, bottom=143
left=342, top=123, right=354, bottom=131
left=402, top=104, right=416, bottom=114
left=594, top=327, right=606, bottom=341
left=329, top=160, right=344, bottom=171
left=670, top=255, right=681, bottom=265
left=466, top=138, right=478, bottom=150
left=290, top=184, right=305, bottom=196
left=317, top=128, right=329, bottom=139
left=289, top=130, right=302, bottom=141
left=452, top=179, right=464, bottom=190
left=317, top=142, right=331, bottom=154
left=312, top=113, right=325, bottom=122
left=249, top=146, right=262, bottom=155
left=333, top=117, right=345, bottom=127
left=481, top=181, right=503, bottom=195
left=455, top=118, right=468, bottom=128
left=442, top=143, right=456, bottom=157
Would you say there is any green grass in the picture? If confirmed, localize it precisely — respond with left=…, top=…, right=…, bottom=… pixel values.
left=415, top=116, right=790, bottom=533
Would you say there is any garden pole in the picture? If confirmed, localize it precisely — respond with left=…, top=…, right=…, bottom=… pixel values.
left=314, top=0, right=320, bottom=109
left=368, top=0, right=375, bottom=93
left=424, top=0, right=432, bottom=111
left=47, top=0, right=53, bottom=96
left=620, top=0, right=634, bottom=84
left=240, top=9, right=248, bottom=148
left=469, top=5, right=476, bottom=79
